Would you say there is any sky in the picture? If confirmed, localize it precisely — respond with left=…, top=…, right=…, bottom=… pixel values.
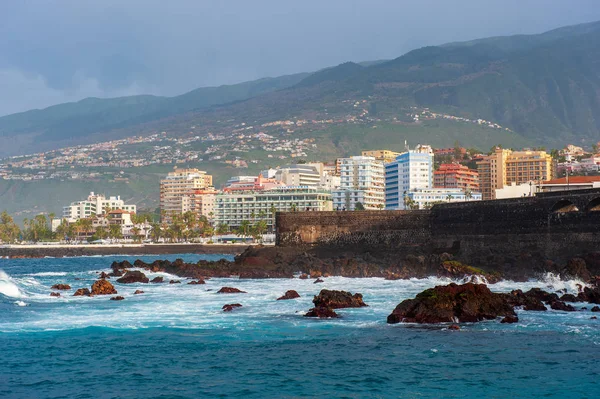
left=1, top=0, right=600, bottom=117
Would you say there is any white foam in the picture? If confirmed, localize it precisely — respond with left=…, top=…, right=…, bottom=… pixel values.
left=0, top=270, right=23, bottom=298
left=14, top=300, right=28, bottom=307
left=26, top=272, right=67, bottom=277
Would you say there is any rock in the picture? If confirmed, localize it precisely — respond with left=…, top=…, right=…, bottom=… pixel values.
left=299, top=274, right=309, bottom=279
left=187, top=279, right=206, bottom=285
left=110, top=296, right=125, bottom=301
left=108, top=270, right=123, bottom=277
left=134, top=290, right=144, bottom=294
left=90, top=279, right=117, bottom=295
left=150, top=276, right=164, bottom=283
left=506, top=289, right=547, bottom=311
left=310, top=271, right=322, bottom=278
left=217, top=287, right=247, bottom=294
left=51, top=284, right=71, bottom=290
left=591, top=306, right=600, bottom=312
left=591, top=316, right=598, bottom=320
left=387, top=283, right=516, bottom=324
left=448, top=324, right=460, bottom=330
left=50, top=292, right=61, bottom=297
left=523, top=288, right=559, bottom=303
left=560, top=294, right=581, bottom=302
left=277, top=290, right=300, bottom=300
left=99, top=272, right=110, bottom=279
left=563, top=258, right=592, bottom=281
left=579, top=286, right=600, bottom=304
left=169, top=280, right=181, bottom=284
left=313, top=278, right=324, bottom=284
left=438, top=261, right=501, bottom=284
left=111, top=260, right=132, bottom=271
left=73, top=288, right=91, bottom=296
left=116, top=271, right=149, bottom=284
left=304, top=307, right=339, bottom=318
left=222, top=303, right=242, bottom=312
left=501, top=315, right=519, bottom=323
left=313, top=289, right=367, bottom=309
left=550, top=301, right=576, bottom=312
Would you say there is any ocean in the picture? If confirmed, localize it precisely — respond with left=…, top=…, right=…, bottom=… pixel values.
left=0, top=255, right=598, bottom=398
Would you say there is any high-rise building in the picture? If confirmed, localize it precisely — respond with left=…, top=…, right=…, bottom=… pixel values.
left=273, top=164, right=322, bottom=187
left=385, top=145, right=434, bottom=210
left=434, top=163, right=479, bottom=191
left=477, top=148, right=555, bottom=200
left=332, top=156, right=385, bottom=210
left=62, top=192, right=136, bottom=222
left=160, top=167, right=214, bottom=221
left=361, top=150, right=401, bottom=164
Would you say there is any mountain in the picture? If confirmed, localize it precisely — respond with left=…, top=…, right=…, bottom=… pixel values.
left=2, top=20, right=600, bottom=158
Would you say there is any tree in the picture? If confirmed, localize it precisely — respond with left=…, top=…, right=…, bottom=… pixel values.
left=354, top=202, right=365, bottom=211
left=446, top=194, right=454, bottom=202
left=216, top=223, right=229, bottom=235
left=131, top=226, right=142, bottom=243
left=251, top=220, right=268, bottom=242
left=108, top=224, right=123, bottom=240
left=0, top=211, right=21, bottom=243
left=237, top=220, right=252, bottom=237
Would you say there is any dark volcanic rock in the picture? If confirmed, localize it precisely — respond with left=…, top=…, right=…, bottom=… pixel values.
left=438, top=261, right=500, bottom=284
left=111, top=260, right=132, bottom=271
left=91, top=280, right=117, bottom=295
left=277, top=290, right=300, bottom=300
left=304, top=307, right=339, bottom=318
left=313, top=289, right=367, bottom=309
left=187, top=279, right=206, bottom=285
left=448, top=324, right=461, bottom=330
left=387, top=283, right=516, bottom=324
left=108, top=270, right=123, bottom=277
left=51, top=284, right=71, bottom=290
left=150, top=276, right=164, bottom=283
left=110, top=296, right=125, bottom=301
left=560, top=294, right=581, bottom=302
left=73, top=288, right=91, bottom=296
left=506, top=289, right=547, bottom=311
left=501, top=315, right=519, bottom=323
left=550, top=301, right=576, bottom=312
left=563, top=258, right=592, bottom=281
left=134, top=290, right=144, bottom=295
left=523, top=288, right=559, bottom=303
left=99, top=272, right=110, bottom=279
left=299, top=274, right=309, bottom=279
left=169, top=280, right=181, bottom=284
left=313, top=278, right=324, bottom=284
left=222, top=303, right=242, bottom=312
left=217, top=287, right=247, bottom=294
left=591, top=306, right=600, bottom=312
left=116, top=271, right=149, bottom=284
left=50, top=292, right=61, bottom=297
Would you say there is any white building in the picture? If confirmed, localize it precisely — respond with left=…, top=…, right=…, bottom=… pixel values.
left=332, top=156, right=385, bottom=210
left=215, top=187, right=332, bottom=231
left=62, top=192, right=136, bottom=222
left=273, top=164, right=322, bottom=187
left=407, top=188, right=482, bottom=209
left=385, top=144, right=434, bottom=210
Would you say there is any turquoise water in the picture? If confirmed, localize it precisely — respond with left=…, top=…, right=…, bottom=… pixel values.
left=1, top=255, right=599, bottom=398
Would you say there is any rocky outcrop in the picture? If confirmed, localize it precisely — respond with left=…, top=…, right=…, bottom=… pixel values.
left=150, top=276, right=164, bottom=283
left=187, top=279, right=206, bottom=285
left=501, top=315, right=519, bottom=323
left=169, top=280, right=181, bottom=284
left=134, top=290, right=144, bottom=294
left=51, top=284, right=71, bottom=290
left=387, top=283, right=516, bottom=324
left=299, top=274, right=309, bottom=279
left=591, top=306, right=600, bottom=312
left=116, top=271, right=149, bottom=284
left=277, top=290, right=300, bottom=300
left=563, top=258, right=591, bottom=281
left=217, top=287, right=247, bottom=294
left=50, top=292, right=61, bottom=297
left=550, top=301, right=576, bottom=312
left=313, top=278, right=324, bottom=284
left=222, top=303, right=242, bottom=312
left=438, top=261, right=501, bottom=283
left=73, top=288, right=91, bottom=296
left=110, top=296, right=125, bottom=301
left=506, top=289, right=547, bottom=311
left=91, top=280, right=117, bottom=295
left=313, top=289, right=367, bottom=309
left=99, top=272, right=110, bottom=279
left=304, top=307, right=339, bottom=318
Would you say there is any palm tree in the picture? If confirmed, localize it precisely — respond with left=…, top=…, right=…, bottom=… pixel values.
left=446, top=194, right=454, bottom=202
left=216, top=223, right=229, bottom=235
left=238, top=220, right=251, bottom=237
left=109, top=224, right=122, bottom=240
left=131, top=226, right=142, bottom=243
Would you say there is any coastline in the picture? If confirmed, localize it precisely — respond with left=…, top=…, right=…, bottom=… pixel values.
left=0, top=243, right=249, bottom=258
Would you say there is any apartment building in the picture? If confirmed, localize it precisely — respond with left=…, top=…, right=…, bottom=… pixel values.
left=434, top=163, right=479, bottom=191
left=477, top=148, right=554, bottom=200
left=160, top=167, right=214, bottom=221
left=332, top=156, right=385, bottom=210
left=62, top=192, right=136, bottom=222
left=361, top=150, right=401, bottom=164
left=273, top=164, right=322, bottom=187
left=214, top=187, right=332, bottom=231
left=385, top=145, right=434, bottom=210
left=406, top=188, right=482, bottom=209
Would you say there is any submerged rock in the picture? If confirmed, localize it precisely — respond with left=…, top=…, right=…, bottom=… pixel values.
left=448, top=324, right=461, bottom=330
left=187, top=279, right=206, bottom=285
left=134, top=290, right=144, bottom=295
left=99, top=272, right=110, bottom=279
left=73, top=288, right=91, bottom=297
left=277, top=290, right=300, bottom=300
left=110, top=296, right=125, bottom=301
left=169, top=280, right=181, bottom=284
left=222, top=303, right=242, bottom=312
left=217, top=287, right=247, bottom=294
left=387, top=283, right=516, bottom=324
left=501, top=315, right=519, bottom=323
left=550, top=301, right=576, bottom=312
left=150, top=276, right=164, bottom=283
left=91, top=280, right=117, bottom=295
left=116, top=271, right=149, bottom=284
left=591, top=306, right=600, bottom=312
left=304, top=307, right=339, bottom=318
left=313, top=289, right=367, bottom=309
left=51, top=284, right=71, bottom=290
left=313, top=278, right=324, bottom=284
left=299, top=274, right=309, bottom=280
left=50, top=292, right=61, bottom=297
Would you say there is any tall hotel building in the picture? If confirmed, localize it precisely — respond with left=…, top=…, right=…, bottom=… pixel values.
left=332, top=156, right=385, bottom=210
left=385, top=145, right=434, bottom=210
left=160, top=167, right=214, bottom=221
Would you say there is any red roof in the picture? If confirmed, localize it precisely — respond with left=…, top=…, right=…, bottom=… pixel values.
left=544, top=176, right=600, bottom=184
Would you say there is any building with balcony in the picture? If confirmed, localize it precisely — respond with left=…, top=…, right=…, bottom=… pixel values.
left=385, top=145, right=434, bottom=210
left=434, top=163, right=479, bottom=191
left=160, top=167, right=214, bottom=221
left=361, top=150, right=401, bottom=163
left=62, top=192, right=136, bottom=222
left=406, top=188, right=482, bottom=209
left=332, top=156, right=385, bottom=210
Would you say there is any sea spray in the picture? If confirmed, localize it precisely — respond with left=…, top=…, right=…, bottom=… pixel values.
left=0, top=270, right=22, bottom=298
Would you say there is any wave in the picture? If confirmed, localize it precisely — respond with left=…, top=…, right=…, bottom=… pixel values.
left=25, top=272, right=67, bottom=277
left=0, top=270, right=23, bottom=298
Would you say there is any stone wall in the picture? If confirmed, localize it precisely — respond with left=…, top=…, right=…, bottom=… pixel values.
left=276, top=189, right=600, bottom=266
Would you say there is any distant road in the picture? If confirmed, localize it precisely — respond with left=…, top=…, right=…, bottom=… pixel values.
left=0, top=243, right=254, bottom=258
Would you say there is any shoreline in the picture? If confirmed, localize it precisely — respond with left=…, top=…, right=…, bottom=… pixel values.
left=0, top=243, right=249, bottom=258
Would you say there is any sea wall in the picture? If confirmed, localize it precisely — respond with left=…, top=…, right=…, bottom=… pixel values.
left=276, top=189, right=600, bottom=268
